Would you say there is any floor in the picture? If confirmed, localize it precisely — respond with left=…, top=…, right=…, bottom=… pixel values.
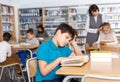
left=1, top=70, right=28, bottom=82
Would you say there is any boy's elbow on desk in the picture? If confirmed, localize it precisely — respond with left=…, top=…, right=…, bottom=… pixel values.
left=40, top=70, right=48, bottom=76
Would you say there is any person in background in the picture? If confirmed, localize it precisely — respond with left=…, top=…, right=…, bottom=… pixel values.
left=86, top=4, right=105, bottom=47
left=36, top=24, right=49, bottom=39
left=36, top=23, right=83, bottom=82
left=93, top=22, right=118, bottom=46
left=26, top=28, right=39, bottom=46
left=17, top=28, right=39, bottom=66
left=0, top=32, right=12, bottom=63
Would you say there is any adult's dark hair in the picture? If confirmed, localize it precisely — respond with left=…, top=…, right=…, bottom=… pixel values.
left=3, top=32, right=11, bottom=41
left=36, top=24, right=44, bottom=33
left=88, top=4, right=99, bottom=15
left=26, top=28, right=34, bottom=34
left=54, top=23, right=77, bottom=40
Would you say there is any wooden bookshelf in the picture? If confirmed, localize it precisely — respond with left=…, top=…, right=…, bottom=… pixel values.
left=0, top=4, right=16, bottom=42
left=43, top=6, right=68, bottom=37
left=19, top=8, right=42, bottom=41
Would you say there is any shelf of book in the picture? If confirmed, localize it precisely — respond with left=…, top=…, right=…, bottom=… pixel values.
left=0, top=4, right=16, bottom=41
left=68, top=6, right=87, bottom=54
left=43, top=6, right=68, bottom=37
left=19, top=8, right=42, bottom=40
left=99, top=4, right=120, bottom=34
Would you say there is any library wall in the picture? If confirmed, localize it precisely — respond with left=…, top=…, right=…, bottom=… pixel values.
left=0, top=0, right=14, bottom=6
left=18, top=0, right=120, bottom=8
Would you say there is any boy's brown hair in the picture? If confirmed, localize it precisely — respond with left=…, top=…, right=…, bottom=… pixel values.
left=26, top=28, right=34, bottom=34
left=3, top=32, right=11, bottom=41
left=54, top=23, right=77, bottom=40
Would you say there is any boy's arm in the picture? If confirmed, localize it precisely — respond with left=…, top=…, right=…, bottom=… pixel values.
left=69, top=37, right=83, bottom=56
left=38, top=57, right=67, bottom=76
left=7, top=46, right=12, bottom=57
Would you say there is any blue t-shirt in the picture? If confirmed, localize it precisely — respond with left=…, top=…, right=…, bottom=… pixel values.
left=36, top=39, right=72, bottom=82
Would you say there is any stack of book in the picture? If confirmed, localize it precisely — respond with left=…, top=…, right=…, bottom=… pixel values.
left=90, top=51, right=112, bottom=62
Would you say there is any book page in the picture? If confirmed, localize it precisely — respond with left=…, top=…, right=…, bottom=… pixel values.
left=61, top=55, right=89, bottom=66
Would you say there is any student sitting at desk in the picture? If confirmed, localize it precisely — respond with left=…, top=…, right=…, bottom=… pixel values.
left=17, top=28, right=39, bottom=66
left=36, top=23, right=83, bottom=82
left=93, top=22, right=118, bottom=47
left=0, top=32, right=12, bottom=63
left=26, top=28, right=39, bottom=46
left=36, top=24, right=49, bottom=40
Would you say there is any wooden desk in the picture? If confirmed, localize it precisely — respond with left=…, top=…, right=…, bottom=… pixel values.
left=11, top=44, right=39, bottom=50
left=56, top=58, right=120, bottom=77
left=101, top=44, right=120, bottom=54
left=85, top=44, right=99, bottom=54
left=11, top=44, right=39, bottom=58
left=37, top=38, right=48, bottom=43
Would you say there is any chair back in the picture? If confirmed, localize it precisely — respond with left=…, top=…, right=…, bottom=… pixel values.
left=26, top=58, right=37, bottom=82
left=81, top=75, right=120, bottom=82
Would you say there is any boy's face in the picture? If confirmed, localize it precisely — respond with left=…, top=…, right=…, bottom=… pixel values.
left=26, top=33, right=34, bottom=40
left=56, top=30, right=72, bottom=47
left=102, top=26, right=111, bottom=34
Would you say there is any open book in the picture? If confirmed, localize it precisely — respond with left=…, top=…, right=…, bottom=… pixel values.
left=61, top=55, right=89, bottom=66
left=100, top=40, right=115, bottom=44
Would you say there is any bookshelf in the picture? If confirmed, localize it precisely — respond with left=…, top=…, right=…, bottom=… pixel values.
left=18, top=4, right=120, bottom=44
left=99, top=4, right=120, bottom=35
left=68, top=6, right=87, bottom=53
left=43, top=6, right=68, bottom=37
left=0, top=4, right=16, bottom=41
left=19, top=8, right=42, bottom=41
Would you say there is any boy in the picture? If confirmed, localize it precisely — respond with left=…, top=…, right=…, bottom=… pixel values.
left=36, top=23, right=83, bottom=82
left=26, top=28, right=40, bottom=56
left=18, top=28, right=39, bottom=66
left=26, top=28, right=39, bottom=45
left=0, top=32, right=12, bottom=63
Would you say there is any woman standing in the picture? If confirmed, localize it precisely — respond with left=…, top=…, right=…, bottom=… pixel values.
left=86, top=4, right=104, bottom=46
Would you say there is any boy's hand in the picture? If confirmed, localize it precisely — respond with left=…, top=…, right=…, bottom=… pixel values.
left=70, top=35, right=77, bottom=45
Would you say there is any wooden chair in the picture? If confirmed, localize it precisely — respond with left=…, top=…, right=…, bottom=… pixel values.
left=26, top=58, right=37, bottom=82
left=0, top=63, right=26, bottom=82
left=81, top=75, right=120, bottom=82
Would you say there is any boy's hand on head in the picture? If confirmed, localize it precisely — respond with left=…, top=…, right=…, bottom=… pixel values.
left=70, top=35, right=77, bottom=45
